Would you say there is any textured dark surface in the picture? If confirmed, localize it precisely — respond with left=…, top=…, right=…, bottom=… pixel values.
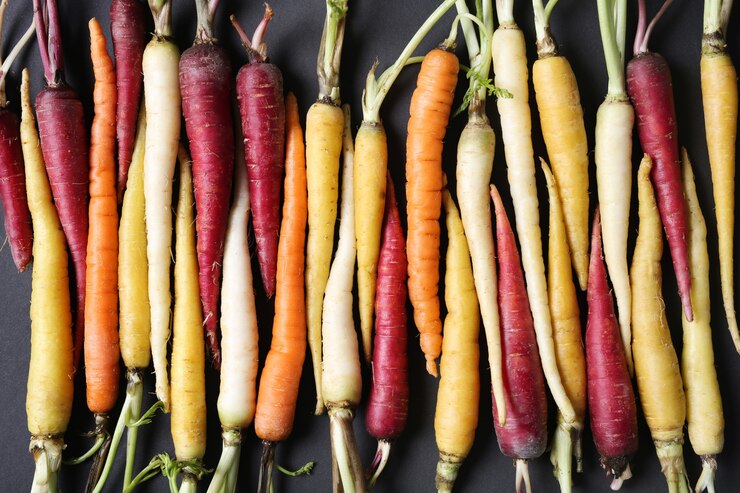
left=1, top=0, right=739, bottom=492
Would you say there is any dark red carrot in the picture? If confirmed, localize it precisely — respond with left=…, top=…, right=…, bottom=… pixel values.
left=365, top=172, right=408, bottom=488
left=179, top=0, right=234, bottom=365
left=586, top=209, right=638, bottom=489
left=626, top=0, right=692, bottom=321
left=34, top=0, right=89, bottom=369
left=0, top=4, right=36, bottom=272
left=110, top=0, right=147, bottom=202
left=491, top=186, right=548, bottom=493
left=232, top=6, right=285, bottom=298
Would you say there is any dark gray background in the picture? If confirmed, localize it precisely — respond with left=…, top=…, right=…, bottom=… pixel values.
left=1, top=0, right=739, bottom=491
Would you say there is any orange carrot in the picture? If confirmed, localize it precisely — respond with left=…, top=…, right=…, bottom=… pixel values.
left=83, top=16, right=120, bottom=490
left=406, top=44, right=459, bottom=377
left=252, top=92, right=310, bottom=492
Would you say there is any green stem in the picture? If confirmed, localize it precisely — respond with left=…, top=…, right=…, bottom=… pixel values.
left=655, top=440, right=690, bottom=493
left=0, top=15, right=36, bottom=105
left=705, top=0, right=723, bottom=32
left=456, top=0, right=480, bottom=63
left=148, top=0, right=173, bottom=37
left=363, top=0, right=457, bottom=122
left=92, top=398, right=133, bottom=493
left=496, top=0, right=514, bottom=24
left=63, top=435, right=104, bottom=466
left=328, top=407, right=366, bottom=493
left=179, top=474, right=198, bottom=493
left=550, top=422, right=575, bottom=493
left=597, top=0, right=626, bottom=96
left=123, top=455, right=165, bottom=493
left=30, top=437, right=64, bottom=493
left=276, top=461, right=315, bottom=476
left=83, top=414, right=112, bottom=493
left=194, top=0, right=216, bottom=43
left=317, top=0, right=348, bottom=103
left=720, top=0, right=734, bottom=34
left=129, top=400, right=165, bottom=427
left=207, top=429, right=242, bottom=493
left=123, top=372, right=145, bottom=489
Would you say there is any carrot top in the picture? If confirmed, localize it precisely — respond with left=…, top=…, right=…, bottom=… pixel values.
left=597, top=0, right=628, bottom=96
left=633, top=0, right=674, bottom=55
left=0, top=0, right=36, bottom=105
left=230, top=4, right=273, bottom=64
left=33, top=0, right=67, bottom=86
left=193, top=0, right=221, bottom=43
left=317, top=0, right=348, bottom=104
left=148, top=0, right=173, bottom=37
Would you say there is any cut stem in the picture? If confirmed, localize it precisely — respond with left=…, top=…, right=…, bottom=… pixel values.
left=515, top=459, right=531, bottom=493
left=149, top=0, right=173, bottom=37
left=655, top=440, right=691, bottom=493
left=257, top=441, right=275, bottom=493
left=123, top=372, right=146, bottom=489
left=30, top=436, right=64, bottom=493
left=366, top=440, right=391, bottom=489
left=328, top=407, right=366, bottom=493
left=84, top=414, right=112, bottom=493
left=695, top=455, right=717, bottom=493
left=597, top=0, right=627, bottom=96
left=317, top=0, right=348, bottom=103
left=207, top=429, right=242, bottom=493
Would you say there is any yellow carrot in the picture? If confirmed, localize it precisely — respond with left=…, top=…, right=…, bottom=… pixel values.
left=21, top=67, right=74, bottom=493
left=631, top=155, right=689, bottom=493
left=305, top=0, right=348, bottom=415
left=700, top=10, right=738, bottom=351
left=170, top=147, right=207, bottom=491
left=542, top=160, right=586, bottom=493
left=434, top=189, right=480, bottom=493
left=680, top=148, right=724, bottom=493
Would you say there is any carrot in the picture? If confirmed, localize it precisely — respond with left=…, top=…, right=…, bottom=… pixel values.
left=631, top=154, right=690, bottom=493
left=322, top=104, right=366, bottom=493
left=249, top=92, right=311, bottom=493
left=110, top=0, right=147, bottom=202
left=493, top=0, right=575, bottom=426
left=232, top=5, right=284, bottom=299
left=21, top=66, right=74, bottom=493
left=365, top=173, right=408, bottom=488
left=542, top=160, right=586, bottom=493
left=531, top=0, right=590, bottom=289
left=434, top=188, right=480, bottom=493
left=627, top=0, right=693, bottom=321
left=491, top=186, right=548, bottom=493
left=143, top=0, right=181, bottom=410
left=305, top=0, right=348, bottom=414
left=680, top=149, right=724, bottom=493
left=406, top=44, right=458, bottom=378
left=0, top=1, right=35, bottom=272
left=180, top=0, right=235, bottom=365
left=586, top=209, right=638, bottom=489
left=355, top=0, right=457, bottom=362
left=595, top=0, right=635, bottom=373
left=206, top=108, right=259, bottom=493
left=33, top=0, right=90, bottom=370
left=168, top=147, right=208, bottom=493
left=83, top=18, right=121, bottom=491
left=700, top=0, right=739, bottom=350
left=455, top=0, right=507, bottom=426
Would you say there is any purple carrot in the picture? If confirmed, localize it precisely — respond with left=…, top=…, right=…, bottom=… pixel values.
left=110, top=0, right=147, bottom=202
left=0, top=2, right=36, bottom=271
left=34, top=0, right=89, bottom=369
left=626, top=0, right=692, bottom=321
left=232, top=5, right=285, bottom=298
left=365, top=173, right=408, bottom=488
left=491, top=186, right=548, bottom=493
left=586, top=209, right=638, bottom=490
left=179, top=0, right=234, bottom=366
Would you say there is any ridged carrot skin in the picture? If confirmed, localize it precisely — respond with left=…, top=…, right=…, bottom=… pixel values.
left=631, top=155, right=690, bottom=492
left=406, top=46, right=458, bottom=377
left=305, top=100, right=343, bottom=414
left=110, top=0, right=147, bottom=202
left=237, top=61, right=285, bottom=299
left=491, top=187, right=548, bottom=473
left=180, top=42, right=235, bottom=365
left=533, top=55, right=589, bottom=289
left=701, top=38, right=738, bottom=351
left=586, top=210, right=638, bottom=483
left=254, top=92, right=307, bottom=443
left=84, top=17, right=120, bottom=415
left=170, top=148, right=207, bottom=463
left=434, top=189, right=479, bottom=493
left=680, top=149, right=724, bottom=492
left=627, top=52, right=693, bottom=321
left=0, top=108, right=32, bottom=272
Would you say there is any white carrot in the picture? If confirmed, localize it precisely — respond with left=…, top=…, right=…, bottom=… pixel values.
left=492, top=0, right=575, bottom=423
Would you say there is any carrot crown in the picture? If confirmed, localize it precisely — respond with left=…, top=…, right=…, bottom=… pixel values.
left=596, top=0, right=627, bottom=96
left=0, top=0, right=36, bottom=105
left=33, top=0, right=66, bottom=86
left=194, top=0, right=221, bottom=44
left=633, top=0, right=674, bottom=55
left=230, top=4, right=273, bottom=64
left=148, top=0, right=173, bottom=38
left=532, top=0, right=561, bottom=57
left=317, top=0, right=348, bottom=104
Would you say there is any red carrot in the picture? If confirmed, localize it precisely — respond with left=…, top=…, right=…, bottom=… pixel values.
left=110, top=0, right=147, bottom=202
left=365, top=172, right=408, bottom=487
left=33, top=0, right=89, bottom=368
left=179, top=0, right=234, bottom=364
left=586, top=209, right=638, bottom=489
left=232, top=6, right=285, bottom=298
left=491, top=186, right=548, bottom=493
left=626, top=0, right=692, bottom=321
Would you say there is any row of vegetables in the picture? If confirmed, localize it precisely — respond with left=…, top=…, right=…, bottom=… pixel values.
left=0, top=0, right=736, bottom=491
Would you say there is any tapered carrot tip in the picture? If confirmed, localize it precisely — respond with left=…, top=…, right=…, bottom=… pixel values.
left=426, top=357, right=438, bottom=377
